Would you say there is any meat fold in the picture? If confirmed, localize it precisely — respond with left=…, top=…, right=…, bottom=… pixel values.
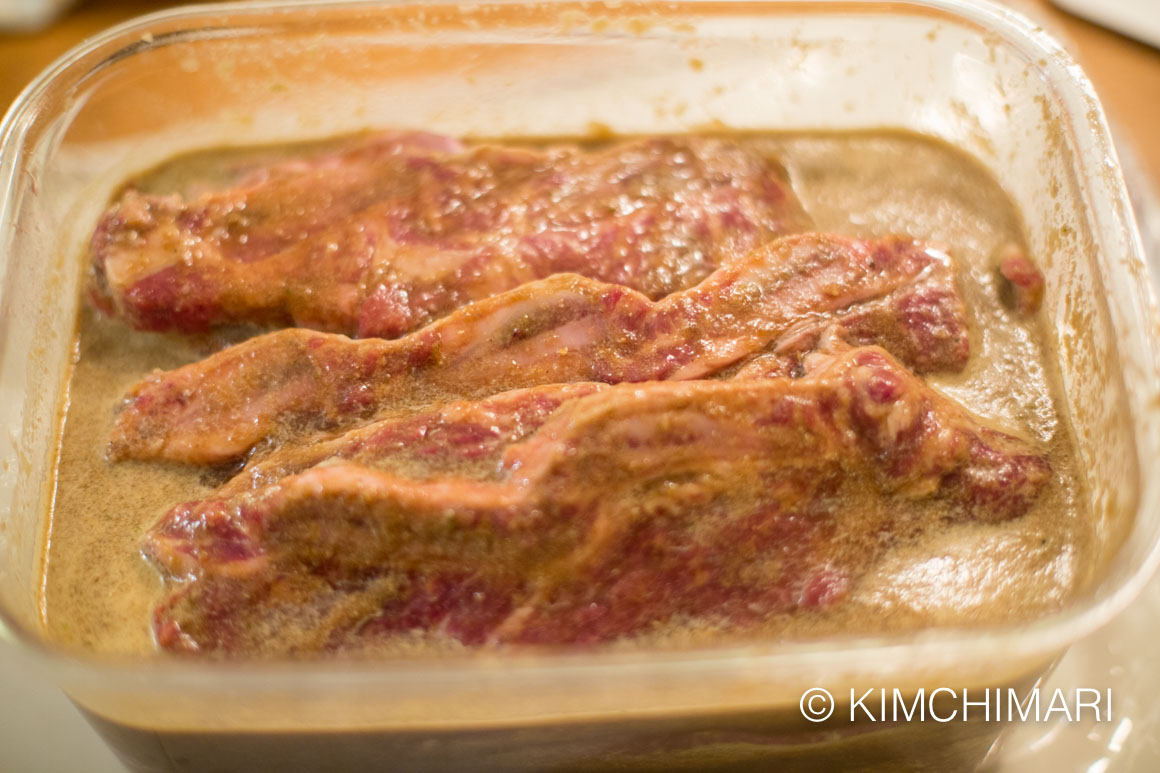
left=90, top=133, right=810, bottom=337
left=145, top=343, right=1049, bottom=655
left=110, top=233, right=970, bottom=465
left=150, top=382, right=609, bottom=579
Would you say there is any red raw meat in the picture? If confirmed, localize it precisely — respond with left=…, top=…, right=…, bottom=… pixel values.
left=90, top=134, right=811, bottom=336
left=110, top=234, right=969, bottom=465
left=146, top=343, right=1047, bottom=655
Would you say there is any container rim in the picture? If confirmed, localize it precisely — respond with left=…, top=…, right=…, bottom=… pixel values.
left=2, top=0, right=1159, bottom=701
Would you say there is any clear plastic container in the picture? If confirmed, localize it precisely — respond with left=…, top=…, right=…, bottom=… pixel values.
left=2, top=0, right=1158, bottom=770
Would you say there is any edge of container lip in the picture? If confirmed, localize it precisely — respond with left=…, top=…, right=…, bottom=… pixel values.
left=0, top=0, right=1090, bottom=150
left=988, top=0, right=1160, bottom=662
left=1, top=0, right=1158, bottom=687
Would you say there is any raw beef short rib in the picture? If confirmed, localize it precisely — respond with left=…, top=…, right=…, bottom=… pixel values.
left=90, top=133, right=811, bottom=336
left=145, top=343, right=1048, bottom=655
left=110, top=234, right=970, bottom=464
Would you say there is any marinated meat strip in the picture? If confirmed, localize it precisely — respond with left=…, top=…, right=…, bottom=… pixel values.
left=90, top=133, right=810, bottom=336
left=138, top=326, right=945, bottom=579
left=150, top=382, right=608, bottom=578
left=146, top=344, right=1049, bottom=655
left=110, top=234, right=970, bottom=465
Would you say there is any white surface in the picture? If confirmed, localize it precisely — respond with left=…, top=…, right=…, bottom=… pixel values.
left=0, top=0, right=75, bottom=32
left=0, top=650, right=124, bottom=772
left=1052, top=0, right=1160, bottom=49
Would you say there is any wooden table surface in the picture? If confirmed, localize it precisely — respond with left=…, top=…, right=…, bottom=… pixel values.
left=2, top=0, right=1159, bottom=181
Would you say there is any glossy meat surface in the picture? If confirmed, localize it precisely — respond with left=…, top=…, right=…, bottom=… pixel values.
left=146, top=344, right=1049, bottom=655
left=90, top=133, right=810, bottom=336
left=109, top=234, right=969, bottom=464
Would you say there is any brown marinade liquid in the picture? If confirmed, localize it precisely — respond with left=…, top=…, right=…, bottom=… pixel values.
left=41, top=131, right=1093, bottom=658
